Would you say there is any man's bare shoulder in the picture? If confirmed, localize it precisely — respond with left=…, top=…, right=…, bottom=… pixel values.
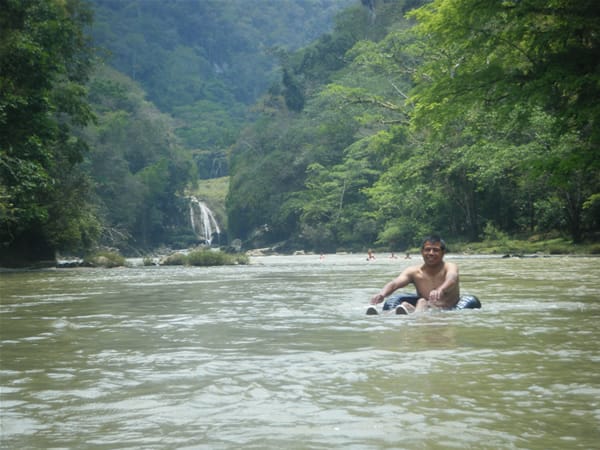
left=401, top=264, right=423, bottom=278
left=444, top=261, right=459, bottom=273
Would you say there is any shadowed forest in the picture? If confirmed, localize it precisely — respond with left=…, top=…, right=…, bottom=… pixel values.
left=1, top=0, right=598, bottom=265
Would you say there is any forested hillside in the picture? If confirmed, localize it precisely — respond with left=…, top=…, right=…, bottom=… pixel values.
left=82, top=0, right=359, bottom=253
left=0, top=0, right=357, bottom=264
left=1, top=0, right=598, bottom=266
left=227, top=0, right=600, bottom=251
left=90, top=0, right=355, bottom=175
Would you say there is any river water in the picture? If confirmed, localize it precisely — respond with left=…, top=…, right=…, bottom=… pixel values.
left=1, top=254, right=599, bottom=449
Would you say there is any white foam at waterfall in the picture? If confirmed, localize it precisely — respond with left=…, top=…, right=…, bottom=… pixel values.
left=189, top=196, right=220, bottom=245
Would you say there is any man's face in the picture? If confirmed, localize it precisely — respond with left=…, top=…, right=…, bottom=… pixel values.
left=421, top=241, right=444, bottom=265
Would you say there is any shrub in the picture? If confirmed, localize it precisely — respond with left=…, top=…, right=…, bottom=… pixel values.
left=186, top=249, right=249, bottom=266
left=186, top=250, right=224, bottom=266
left=161, top=253, right=187, bottom=265
left=84, top=250, right=126, bottom=268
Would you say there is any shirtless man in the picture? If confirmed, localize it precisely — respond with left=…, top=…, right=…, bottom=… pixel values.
left=368, top=236, right=459, bottom=314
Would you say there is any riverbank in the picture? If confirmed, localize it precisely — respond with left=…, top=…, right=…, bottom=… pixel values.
left=1, top=236, right=598, bottom=270
left=311, top=236, right=600, bottom=258
left=447, top=236, right=600, bottom=256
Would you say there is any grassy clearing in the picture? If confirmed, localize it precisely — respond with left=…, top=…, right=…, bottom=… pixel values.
left=189, top=176, right=229, bottom=229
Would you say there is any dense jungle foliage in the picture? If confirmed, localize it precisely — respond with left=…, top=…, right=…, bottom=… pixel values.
left=1, top=0, right=598, bottom=265
left=227, top=0, right=600, bottom=251
left=1, top=0, right=98, bottom=264
left=0, top=0, right=353, bottom=264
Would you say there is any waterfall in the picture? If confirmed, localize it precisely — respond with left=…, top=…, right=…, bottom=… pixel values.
left=188, top=196, right=221, bottom=245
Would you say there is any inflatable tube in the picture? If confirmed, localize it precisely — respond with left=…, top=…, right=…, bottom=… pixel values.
left=454, top=294, right=481, bottom=310
left=382, top=292, right=481, bottom=311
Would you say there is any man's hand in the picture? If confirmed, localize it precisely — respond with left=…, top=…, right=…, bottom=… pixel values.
left=370, top=293, right=385, bottom=305
left=428, top=288, right=443, bottom=305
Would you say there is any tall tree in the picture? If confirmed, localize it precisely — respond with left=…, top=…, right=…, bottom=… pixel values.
left=84, top=66, right=197, bottom=252
left=0, top=0, right=99, bottom=265
left=408, top=0, right=600, bottom=241
left=225, top=2, right=405, bottom=248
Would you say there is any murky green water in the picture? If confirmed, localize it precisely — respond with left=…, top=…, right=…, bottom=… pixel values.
left=1, top=255, right=599, bottom=449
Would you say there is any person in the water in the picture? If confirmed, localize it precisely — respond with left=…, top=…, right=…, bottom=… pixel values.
left=368, top=235, right=459, bottom=314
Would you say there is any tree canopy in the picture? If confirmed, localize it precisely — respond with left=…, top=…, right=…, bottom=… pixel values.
left=90, top=0, right=355, bottom=153
left=407, top=0, right=600, bottom=242
left=227, top=0, right=599, bottom=249
left=2, top=0, right=598, bottom=265
left=0, top=0, right=99, bottom=264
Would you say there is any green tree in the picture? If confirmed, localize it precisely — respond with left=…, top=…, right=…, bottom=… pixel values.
left=0, top=0, right=99, bottom=265
left=408, top=0, right=600, bottom=241
left=289, top=4, right=419, bottom=250
left=90, top=0, right=356, bottom=159
left=292, top=140, right=380, bottom=250
left=85, top=66, right=197, bottom=252
left=226, top=2, right=400, bottom=248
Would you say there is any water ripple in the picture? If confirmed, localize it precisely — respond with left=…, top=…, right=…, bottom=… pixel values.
left=1, top=255, right=599, bottom=449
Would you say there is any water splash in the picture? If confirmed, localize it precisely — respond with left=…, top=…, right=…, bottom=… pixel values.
left=188, top=196, right=220, bottom=245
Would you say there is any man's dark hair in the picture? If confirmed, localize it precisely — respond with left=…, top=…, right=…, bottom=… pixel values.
left=421, top=235, right=447, bottom=251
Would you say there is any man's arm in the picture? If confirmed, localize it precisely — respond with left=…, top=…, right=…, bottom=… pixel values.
left=429, top=262, right=459, bottom=306
left=370, top=268, right=414, bottom=304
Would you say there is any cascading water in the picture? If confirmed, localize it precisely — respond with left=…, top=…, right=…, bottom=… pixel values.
left=188, top=196, right=220, bottom=245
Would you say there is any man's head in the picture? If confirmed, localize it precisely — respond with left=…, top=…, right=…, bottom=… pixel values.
left=420, top=235, right=446, bottom=265
left=420, top=235, right=447, bottom=252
